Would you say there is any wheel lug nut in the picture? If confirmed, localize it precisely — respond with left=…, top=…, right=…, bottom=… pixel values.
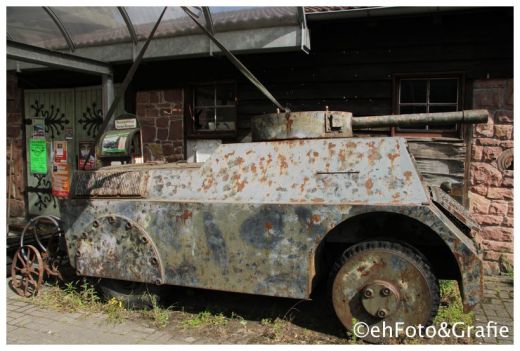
left=363, top=288, right=373, bottom=298
left=381, top=288, right=390, bottom=296
left=376, top=309, right=387, bottom=318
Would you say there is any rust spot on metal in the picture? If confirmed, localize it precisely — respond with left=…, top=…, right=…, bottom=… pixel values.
left=328, top=143, right=337, bottom=157
left=202, top=177, right=214, bottom=190
left=278, top=154, right=289, bottom=174
left=387, top=152, right=399, bottom=162
left=176, top=210, right=193, bottom=224
left=285, top=114, right=294, bottom=133
left=365, top=178, right=374, bottom=193
left=404, top=171, right=413, bottom=182
left=300, top=177, right=310, bottom=193
left=311, top=214, right=321, bottom=223
left=224, top=151, right=236, bottom=159
left=264, top=222, right=273, bottom=232
left=250, top=163, right=257, bottom=174
left=311, top=197, right=325, bottom=203
left=234, top=157, right=245, bottom=167
left=246, top=150, right=253, bottom=155
left=232, top=174, right=247, bottom=192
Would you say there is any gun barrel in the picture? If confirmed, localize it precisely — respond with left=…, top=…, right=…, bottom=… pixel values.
left=351, top=109, right=488, bottom=129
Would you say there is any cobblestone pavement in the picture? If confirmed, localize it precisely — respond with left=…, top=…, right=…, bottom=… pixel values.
left=6, top=275, right=514, bottom=344
left=473, top=275, right=514, bottom=344
left=6, top=284, right=211, bottom=344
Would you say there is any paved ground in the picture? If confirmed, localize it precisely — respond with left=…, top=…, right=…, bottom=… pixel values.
left=6, top=275, right=514, bottom=344
left=6, top=285, right=211, bottom=344
left=473, top=275, right=514, bottom=344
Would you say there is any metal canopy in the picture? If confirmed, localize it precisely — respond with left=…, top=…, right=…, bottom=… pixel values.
left=7, top=6, right=309, bottom=71
left=6, top=40, right=111, bottom=75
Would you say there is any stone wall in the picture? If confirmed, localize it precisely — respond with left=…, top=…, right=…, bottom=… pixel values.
left=469, top=79, right=514, bottom=275
left=6, top=72, right=26, bottom=224
left=135, top=89, right=184, bottom=162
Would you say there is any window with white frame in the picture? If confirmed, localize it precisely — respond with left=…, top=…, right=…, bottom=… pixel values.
left=190, top=83, right=237, bottom=134
left=396, top=77, right=461, bottom=132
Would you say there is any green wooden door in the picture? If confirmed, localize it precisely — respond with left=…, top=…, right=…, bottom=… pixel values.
left=25, top=89, right=75, bottom=217
left=25, top=86, right=124, bottom=217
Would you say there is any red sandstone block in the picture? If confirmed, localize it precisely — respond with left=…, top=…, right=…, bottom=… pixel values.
left=139, top=118, right=156, bottom=126
left=481, top=238, right=513, bottom=251
left=136, top=91, right=150, bottom=103
left=489, top=202, right=508, bottom=216
left=482, top=146, right=502, bottom=162
left=487, top=187, right=513, bottom=200
left=502, top=176, right=513, bottom=188
left=169, top=120, right=183, bottom=141
left=473, top=114, right=494, bottom=138
left=494, top=125, right=513, bottom=140
left=145, top=107, right=160, bottom=118
left=472, top=145, right=483, bottom=161
left=475, top=214, right=504, bottom=226
left=470, top=163, right=502, bottom=186
left=476, top=138, right=513, bottom=148
left=141, top=125, right=157, bottom=143
left=470, top=185, right=488, bottom=196
left=156, top=128, right=169, bottom=141
left=502, top=216, right=513, bottom=227
left=469, top=192, right=490, bottom=214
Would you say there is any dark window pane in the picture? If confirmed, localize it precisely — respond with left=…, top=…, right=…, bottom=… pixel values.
left=400, top=105, right=427, bottom=114
left=216, top=108, right=236, bottom=130
left=398, top=105, right=427, bottom=130
left=195, top=86, right=214, bottom=107
left=400, top=80, right=427, bottom=103
left=428, top=105, right=458, bottom=130
left=194, top=108, right=215, bottom=130
left=216, top=85, right=235, bottom=106
left=430, top=79, right=458, bottom=103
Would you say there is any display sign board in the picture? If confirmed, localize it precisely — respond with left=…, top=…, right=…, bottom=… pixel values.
left=29, top=139, right=47, bottom=174
left=78, top=141, right=96, bottom=170
left=53, top=141, right=67, bottom=163
left=101, top=130, right=132, bottom=154
left=52, top=163, right=70, bottom=198
left=32, top=118, right=46, bottom=139
left=115, top=118, right=137, bottom=130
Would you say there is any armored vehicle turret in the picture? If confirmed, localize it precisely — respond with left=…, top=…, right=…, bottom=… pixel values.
left=61, top=109, right=487, bottom=341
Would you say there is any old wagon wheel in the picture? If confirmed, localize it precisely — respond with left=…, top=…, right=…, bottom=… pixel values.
left=11, top=245, right=44, bottom=297
left=20, top=215, right=65, bottom=280
left=330, top=240, right=439, bottom=342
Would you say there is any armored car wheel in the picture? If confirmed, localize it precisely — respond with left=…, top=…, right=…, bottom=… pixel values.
left=98, top=278, right=161, bottom=310
left=330, top=241, right=439, bottom=342
left=11, top=245, right=44, bottom=297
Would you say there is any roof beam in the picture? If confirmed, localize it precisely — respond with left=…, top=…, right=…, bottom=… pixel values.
left=7, top=40, right=111, bottom=75
left=118, top=7, right=138, bottom=45
left=43, top=6, right=76, bottom=52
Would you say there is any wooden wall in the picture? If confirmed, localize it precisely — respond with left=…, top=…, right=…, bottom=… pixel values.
left=16, top=8, right=513, bottom=204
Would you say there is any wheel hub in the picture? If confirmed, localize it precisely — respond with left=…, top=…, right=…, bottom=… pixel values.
left=361, top=280, right=400, bottom=318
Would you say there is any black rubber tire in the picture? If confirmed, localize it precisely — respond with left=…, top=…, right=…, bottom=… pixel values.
left=329, top=240, right=440, bottom=340
left=98, top=278, right=161, bottom=310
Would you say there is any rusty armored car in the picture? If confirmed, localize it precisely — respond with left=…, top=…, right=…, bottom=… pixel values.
left=61, top=108, right=487, bottom=337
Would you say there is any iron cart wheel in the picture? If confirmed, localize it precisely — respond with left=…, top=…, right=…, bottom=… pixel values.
left=11, top=245, right=44, bottom=297
left=329, top=240, right=439, bottom=342
left=98, top=278, right=161, bottom=310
